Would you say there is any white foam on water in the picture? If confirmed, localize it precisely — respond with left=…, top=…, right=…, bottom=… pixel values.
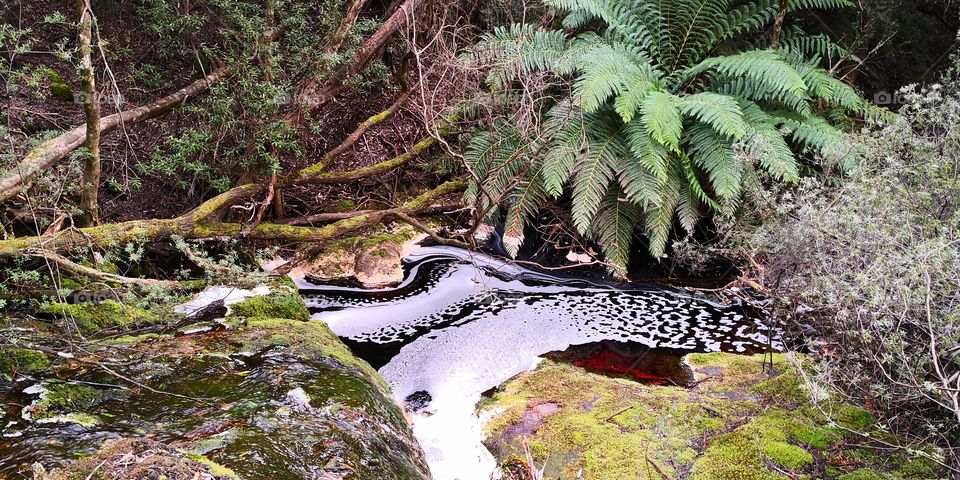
left=312, top=247, right=779, bottom=480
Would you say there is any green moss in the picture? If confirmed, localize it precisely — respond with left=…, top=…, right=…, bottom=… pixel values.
left=324, top=199, right=357, bottom=213
left=895, top=455, right=945, bottom=479
left=229, top=289, right=309, bottom=322
left=692, top=408, right=817, bottom=479
left=240, top=318, right=385, bottom=389
left=832, top=404, right=877, bottom=431
left=330, top=226, right=419, bottom=252
left=839, top=468, right=892, bottom=480
left=183, top=452, right=240, bottom=479
left=46, top=69, right=73, bottom=102
left=37, top=412, right=101, bottom=428
left=751, top=367, right=808, bottom=406
left=35, top=383, right=109, bottom=413
left=41, top=300, right=162, bottom=334
left=0, top=348, right=50, bottom=374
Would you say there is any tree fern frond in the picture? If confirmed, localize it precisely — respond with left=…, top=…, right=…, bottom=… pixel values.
left=640, top=91, right=684, bottom=150
left=737, top=99, right=800, bottom=181
left=572, top=42, right=653, bottom=111
left=642, top=165, right=683, bottom=258
left=542, top=102, right=588, bottom=196
left=720, top=0, right=852, bottom=43
left=679, top=151, right=721, bottom=210
left=683, top=50, right=809, bottom=104
left=675, top=182, right=702, bottom=234
left=804, top=67, right=863, bottom=111
left=624, top=117, right=672, bottom=179
left=684, top=123, right=741, bottom=199
left=591, top=184, right=640, bottom=274
left=779, top=27, right=859, bottom=64
left=547, top=0, right=670, bottom=64
left=471, top=24, right=570, bottom=90
left=778, top=113, right=843, bottom=151
left=861, top=102, right=898, bottom=124
left=503, top=169, right=550, bottom=257
left=678, top=92, right=748, bottom=140
left=665, top=0, right=732, bottom=70
left=571, top=112, right=625, bottom=232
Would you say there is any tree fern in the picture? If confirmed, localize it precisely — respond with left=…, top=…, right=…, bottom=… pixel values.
left=464, top=0, right=876, bottom=274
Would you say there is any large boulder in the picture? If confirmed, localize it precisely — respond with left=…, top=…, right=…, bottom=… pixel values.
left=1, top=290, right=430, bottom=480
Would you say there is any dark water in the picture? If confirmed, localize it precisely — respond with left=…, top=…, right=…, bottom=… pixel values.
left=300, top=246, right=780, bottom=478
left=543, top=341, right=695, bottom=386
left=302, top=246, right=778, bottom=374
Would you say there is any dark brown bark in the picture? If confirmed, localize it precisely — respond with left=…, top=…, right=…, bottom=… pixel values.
left=324, top=0, right=371, bottom=54
left=293, top=0, right=423, bottom=119
left=771, top=0, right=789, bottom=49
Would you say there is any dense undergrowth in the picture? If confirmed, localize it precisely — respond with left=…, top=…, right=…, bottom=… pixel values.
left=686, top=61, right=960, bottom=472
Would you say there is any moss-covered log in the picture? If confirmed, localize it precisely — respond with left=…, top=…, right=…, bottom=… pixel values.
left=0, top=180, right=464, bottom=257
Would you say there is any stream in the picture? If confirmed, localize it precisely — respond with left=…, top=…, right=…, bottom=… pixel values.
left=300, top=246, right=781, bottom=480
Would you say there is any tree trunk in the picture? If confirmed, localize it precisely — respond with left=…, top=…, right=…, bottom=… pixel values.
left=293, top=0, right=422, bottom=119
left=0, top=66, right=228, bottom=203
left=77, top=0, right=101, bottom=227
left=324, top=0, right=371, bottom=54
left=263, top=0, right=276, bottom=81
left=771, top=0, right=789, bottom=49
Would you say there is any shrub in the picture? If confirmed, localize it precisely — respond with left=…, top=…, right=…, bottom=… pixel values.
left=744, top=64, right=960, bottom=469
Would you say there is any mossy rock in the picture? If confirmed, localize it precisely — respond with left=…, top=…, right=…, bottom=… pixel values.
left=481, top=352, right=919, bottom=480
left=42, top=439, right=238, bottom=480
left=41, top=300, right=163, bottom=334
left=307, top=224, right=423, bottom=287
left=17, top=317, right=428, bottom=479
left=229, top=287, right=309, bottom=322
left=30, top=382, right=127, bottom=420
left=0, top=348, right=50, bottom=374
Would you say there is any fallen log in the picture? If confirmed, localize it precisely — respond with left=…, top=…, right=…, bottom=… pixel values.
left=0, top=180, right=464, bottom=257
left=33, top=251, right=179, bottom=288
left=275, top=203, right=461, bottom=226
left=0, top=66, right=229, bottom=203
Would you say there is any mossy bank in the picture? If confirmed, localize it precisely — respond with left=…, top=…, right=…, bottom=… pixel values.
left=481, top=353, right=948, bottom=480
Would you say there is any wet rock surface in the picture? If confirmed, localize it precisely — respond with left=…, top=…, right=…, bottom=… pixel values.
left=0, top=295, right=430, bottom=480
left=298, top=226, right=425, bottom=288
left=480, top=353, right=944, bottom=480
